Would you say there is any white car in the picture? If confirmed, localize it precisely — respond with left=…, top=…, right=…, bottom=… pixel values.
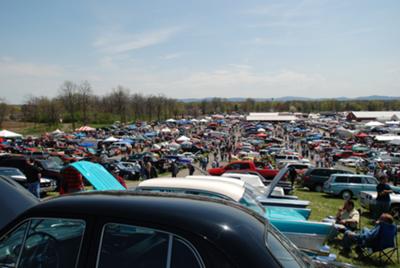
left=188, top=174, right=284, bottom=197
left=360, top=191, right=400, bottom=219
left=338, top=157, right=365, bottom=167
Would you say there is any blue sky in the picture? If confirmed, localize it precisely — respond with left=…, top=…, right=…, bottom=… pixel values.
left=0, top=0, right=399, bottom=103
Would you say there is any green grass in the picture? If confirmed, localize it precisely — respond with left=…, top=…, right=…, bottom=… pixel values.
left=294, top=188, right=399, bottom=267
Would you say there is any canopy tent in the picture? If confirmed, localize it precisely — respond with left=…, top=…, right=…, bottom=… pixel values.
left=161, top=127, right=171, bottom=133
left=76, top=126, right=96, bottom=132
left=211, top=114, right=224, bottom=120
left=168, top=142, right=181, bottom=149
left=256, top=133, right=267, bottom=138
left=176, top=135, right=191, bottom=142
left=166, top=118, right=176, bottom=123
left=386, top=121, right=400, bottom=125
left=365, top=121, right=384, bottom=127
left=199, top=119, right=209, bottom=123
left=103, top=136, right=120, bottom=142
left=0, top=130, right=22, bottom=138
left=355, top=132, right=369, bottom=138
left=51, top=129, right=64, bottom=135
left=257, top=128, right=266, bottom=133
left=374, top=135, right=400, bottom=142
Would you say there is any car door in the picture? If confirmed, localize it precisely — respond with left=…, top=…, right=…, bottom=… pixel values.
left=348, top=176, right=362, bottom=197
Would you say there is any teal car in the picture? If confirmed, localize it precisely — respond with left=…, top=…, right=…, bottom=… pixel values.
left=323, top=174, right=400, bottom=200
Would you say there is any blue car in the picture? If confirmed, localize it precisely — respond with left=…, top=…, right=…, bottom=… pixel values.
left=324, top=174, right=400, bottom=200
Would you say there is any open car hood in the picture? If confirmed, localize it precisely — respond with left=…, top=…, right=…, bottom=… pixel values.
left=0, top=175, right=39, bottom=230
left=266, top=166, right=289, bottom=197
left=69, top=161, right=126, bottom=191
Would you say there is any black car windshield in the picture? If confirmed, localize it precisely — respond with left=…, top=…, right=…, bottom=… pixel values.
left=40, top=160, right=63, bottom=170
left=265, top=224, right=313, bottom=268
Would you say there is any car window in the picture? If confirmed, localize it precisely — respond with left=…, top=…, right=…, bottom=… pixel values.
left=0, top=218, right=85, bottom=268
left=239, top=163, right=251, bottom=169
left=0, top=222, right=29, bottom=268
left=226, top=163, right=241, bottom=170
left=334, top=177, right=347, bottom=183
left=171, top=237, right=202, bottom=268
left=365, top=177, right=378, bottom=184
left=97, top=224, right=203, bottom=268
left=348, top=177, right=361, bottom=184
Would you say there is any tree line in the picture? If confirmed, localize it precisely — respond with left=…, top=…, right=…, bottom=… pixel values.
left=1, top=80, right=400, bottom=128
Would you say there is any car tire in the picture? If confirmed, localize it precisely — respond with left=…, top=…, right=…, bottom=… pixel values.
left=314, top=184, right=323, bottom=192
left=390, top=205, right=400, bottom=220
left=341, top=190, right=352, bottom=200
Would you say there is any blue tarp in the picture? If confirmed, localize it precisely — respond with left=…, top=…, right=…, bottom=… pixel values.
left=70, top=161, right=125, bottom=191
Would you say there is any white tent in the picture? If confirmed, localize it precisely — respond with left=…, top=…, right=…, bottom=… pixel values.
left=386, top=121, right=400, bottom=125
left=104, top=136, right=120, bottom=142
left=176, top=135, right=191, bottom=142
left=365, top=121, right=384, bottom=127
left=161, top=127, right=171, bottom=133
left=374, top=135, right=400, bottom=142
left=51, top=129, right=64, bottom=135
left=166, top=118, right=176, bottom=123
left=257, top=128, right=266, bottom=133
left=168, top=142, right=181, bottom=149
left=0, top=130, right=22, bottom=138
left=200, top=119, right=208, bottom=123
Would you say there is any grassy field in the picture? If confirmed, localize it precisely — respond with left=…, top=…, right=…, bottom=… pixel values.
left=295, top=188, right=399, bottom=267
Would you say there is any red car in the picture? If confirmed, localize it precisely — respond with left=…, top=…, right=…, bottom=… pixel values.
left=208, top=160, right=278, bottom=179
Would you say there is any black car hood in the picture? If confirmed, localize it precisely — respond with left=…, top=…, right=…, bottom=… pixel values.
left=0, top=176, right=39, bottom=230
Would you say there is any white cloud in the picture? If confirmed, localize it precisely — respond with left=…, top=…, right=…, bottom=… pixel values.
left=94, top=26, right=183, bottom=54
left=161, top=52, right=185, bottom=60
left=0, top=57, right=64, bottom=77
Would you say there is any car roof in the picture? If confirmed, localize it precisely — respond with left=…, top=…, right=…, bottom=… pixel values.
left=22, top=191, right=273, bottom=267
left=332, top=174, right=375, bottom=178
left=187, top=175, right=246, bottom=186
left=138, top=178, right=245, bottom=201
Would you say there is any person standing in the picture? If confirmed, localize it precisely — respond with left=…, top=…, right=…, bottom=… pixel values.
left=171, top=161, right=178, bottom=177
left=145, top=161, right=152, bottom=179
left=288, top=166, right=297, bottom=188
left=25, top=159, right=41, bottom=198
left=375, top=176, right=393, bottom=219
left=188, top=163, right=195, bottom=176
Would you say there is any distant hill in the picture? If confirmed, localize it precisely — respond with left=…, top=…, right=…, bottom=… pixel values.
left=179, top=95, right=400, bottom=102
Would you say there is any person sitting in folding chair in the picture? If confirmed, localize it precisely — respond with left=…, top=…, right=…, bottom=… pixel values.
left=341, top=213, right=398, bottom=263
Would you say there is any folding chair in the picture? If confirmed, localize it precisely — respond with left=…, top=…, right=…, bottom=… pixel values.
left=359, top=222, right=399, bottom=264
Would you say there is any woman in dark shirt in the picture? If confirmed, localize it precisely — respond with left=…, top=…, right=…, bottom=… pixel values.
left=375, top=176, right=392, bottom=219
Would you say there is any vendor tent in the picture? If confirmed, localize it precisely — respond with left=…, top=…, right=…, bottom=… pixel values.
left=365, top=121, right=384, bottom=127
left=104, top=136, right=120, bottom=142
left=355, top=132, right=369, bottom=138
left=51, top=129, right=64, bottom=135
left=76, top=126, right=96, bottom=132
left=257, top=128, right=266, bottom=133
left=0, top=130, right=22, bottom=138
left=166, top=118, right=176, bottom=123
left=177, top=135, right=191, bottom=142
left=161, top=127, right=171, bottom=133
